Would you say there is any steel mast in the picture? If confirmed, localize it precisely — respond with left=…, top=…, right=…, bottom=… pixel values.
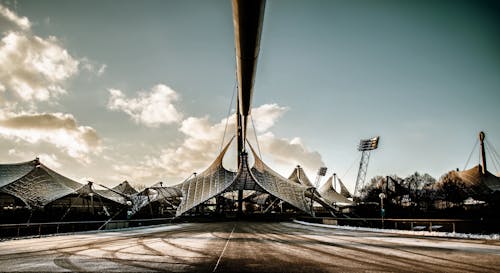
left=354, top=136, right=380, bottom=197
left=232, top=0, right=266, bottom=215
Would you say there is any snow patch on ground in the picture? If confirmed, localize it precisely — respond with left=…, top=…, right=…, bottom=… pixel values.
left=294, top=220, right=500, bottom=240
left=0, top=223, right=183, bottom=242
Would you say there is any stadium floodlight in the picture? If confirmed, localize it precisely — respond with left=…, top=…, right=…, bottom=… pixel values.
left=314, top=167, right=328, bottom=188
left=358, top=136, right=379, bottom=151
left=317, top=167, right=328, bottom=176
left=354, top=136, right=381, bottom=197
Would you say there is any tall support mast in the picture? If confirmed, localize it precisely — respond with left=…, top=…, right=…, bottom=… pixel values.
left=314, top=167, right=328, bottom=188
left=236, top=94, right=244, bottom=166
left=354, top=151, right=371, bottom=196
left=354, top=136, right=380, bottom=197
left=479, top=131, right=487, bottom=175
left=232, top=0, right=266, bottom=216
left=232, top=0, right=266, bottom=151
left=236, top=95, right=244, bottom=215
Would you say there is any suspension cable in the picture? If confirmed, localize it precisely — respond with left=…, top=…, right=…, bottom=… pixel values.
left=58, top=191, right=83, bottom=222
left=342, top=154, right=360, bottom=179
left=220, top=80, right=237, bottom=153
left=487, top=147, right=500, bottom=174
left=251, top=115, right=263, bottom=160
left=463, top=138, right=479, bottom=170
left=94, top=190, right=108, bottom=216
left=182, top=172, right=196, bottom=183
left=485, top=144, right=500, bottom=174
left=486, top=139, right=500, bottom=168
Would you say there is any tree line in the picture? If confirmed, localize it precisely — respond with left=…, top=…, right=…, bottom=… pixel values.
left=358, top=171, right=500, bottom=219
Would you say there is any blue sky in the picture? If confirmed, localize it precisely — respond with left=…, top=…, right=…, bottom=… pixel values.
left=0, top=0, right=499, bottom=191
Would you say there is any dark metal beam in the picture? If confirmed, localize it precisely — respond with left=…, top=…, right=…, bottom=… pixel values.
left=479, top=131, right=487, bottom=174
left=232, top=0, right=266, bottom=150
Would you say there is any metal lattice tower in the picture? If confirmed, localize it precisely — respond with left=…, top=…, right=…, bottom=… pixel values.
left=354, top=136, right=380, bottom=196
left=314, top=167, right=328, bottom=188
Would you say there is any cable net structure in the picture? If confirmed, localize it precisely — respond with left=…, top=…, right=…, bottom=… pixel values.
left=0, top=0, right=336, bottom=220
left=318, top=176, right=353, bottom=206
left=0, top=158, right=137, bottom=223
left=0, top=159, right=82, bottom=209
left=174, top=139, right=314, bottom=216
left=439, top=165, right=500, bottom=196
left=288, top=165, right=314, bottom=187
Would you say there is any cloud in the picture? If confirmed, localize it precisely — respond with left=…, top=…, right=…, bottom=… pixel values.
left=162, top=103, right=291, bottom=176
left=258, top=132, right=325, bottom=172
left=38, top=153, right=62, bottom=169
left=0, top=31, right=79, bottom=102
left=80, top=58, right=107, bottom=76
left=110, top=114, right=230, bottom=183
left=251, top=104, right=289, bottom=132
left=0, top=4, right=31, bottom=32
left=107, top=84, right=183, bottom=127
left=111, top=103, right=323, bottom=184
left=6, top=148, right=62, bottom=169
left=0, top=112, right=101, bottom=162
left=97, top=64, right=107, bottom=76
left=0, top=4, right=88, bottom=104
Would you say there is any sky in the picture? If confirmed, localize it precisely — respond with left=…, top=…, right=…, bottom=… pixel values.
left=0, top=0, right=499, bottom=192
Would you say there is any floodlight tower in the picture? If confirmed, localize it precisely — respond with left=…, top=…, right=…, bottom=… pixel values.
left=314, top=167, right=328, bottom=188
left=354, top=136, right=380, bottom=196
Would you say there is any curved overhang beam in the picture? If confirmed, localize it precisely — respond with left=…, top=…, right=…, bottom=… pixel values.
left=232, top=0, right=266, bottom=146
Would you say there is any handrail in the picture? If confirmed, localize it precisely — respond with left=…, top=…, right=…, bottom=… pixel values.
left=0, top=217, right=174, bottom=228
left=297, top=217, right=486, bottom=233
left=309, top=217, right=473, bottom=222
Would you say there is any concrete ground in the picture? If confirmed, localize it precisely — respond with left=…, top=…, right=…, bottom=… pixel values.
left=0, top=221, right=499, bottom=272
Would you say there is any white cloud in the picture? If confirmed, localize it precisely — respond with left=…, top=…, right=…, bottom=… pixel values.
left=38, top=153, right=62, bottom=169
left=0, top=31, right=79, bottom=102
left=0, top=4, right=107, bottom=104
left=160, top=103, right=290, bottom=176
left=0, top=112, right=101, bottom=162
left=107, top=84, right=183, bottom=127
left=251, top=103, right=289, bottom=132
left=258, top=132, right=325, bottom=172
left=0, top=4, right=31, bottom=31
left=97, top=64, right=107, bottom=76
left=111, top=104, right=324, bottom=184
left=80, top=58, right=107, bottom=76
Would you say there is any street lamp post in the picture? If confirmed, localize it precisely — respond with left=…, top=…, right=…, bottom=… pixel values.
left=379, top=192, right=386, bottom=229
left=88, top=192, right=94, bottom=215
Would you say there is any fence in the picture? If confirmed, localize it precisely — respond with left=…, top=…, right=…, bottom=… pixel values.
left=1, top=216, right=495, bottom=239
left=296, top=217, right=494, bottom=234
left=0, top=217, right=174, bottom=239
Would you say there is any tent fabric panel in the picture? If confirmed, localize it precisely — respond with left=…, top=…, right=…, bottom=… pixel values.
left=40, top=164, right=83, bottom=190
left=318, top=176, right=353, bottom=205
left=338, top=178, right=352, bottom=198
left=288, top=166, right=314, bottom=187
left=112, top=181, right=138, bottom=195
left=175, top=140, right=237, bottom=216
left=444, top=165, right=500, bottom=195
left=0, top=160, right=36, bottom=188
left=249, top=145, right=313, bottom=215
left=1, top=167, right=78, bottom=208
